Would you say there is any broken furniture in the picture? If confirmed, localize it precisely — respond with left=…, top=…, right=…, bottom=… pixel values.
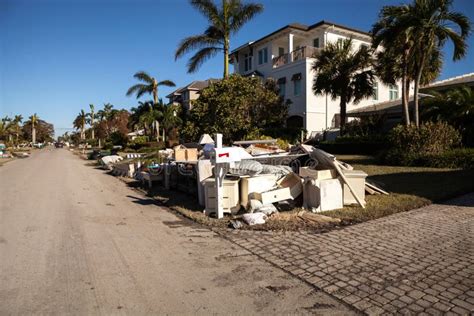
left=203, top=178, right=240, bottom=216
left=341, top=169, right=368, bottom=205
left=253, top=173, right=303, bottom=205
left=239, top=174, right=278, bottom=207
left=303, top=178, right=343, bottom=212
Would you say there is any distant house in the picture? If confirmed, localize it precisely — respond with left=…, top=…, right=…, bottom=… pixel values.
left=166, top=79, right=219, bottom=111
left=347, top=72, right=474, bottom=125
left=229, top=20, right=399, bottom=134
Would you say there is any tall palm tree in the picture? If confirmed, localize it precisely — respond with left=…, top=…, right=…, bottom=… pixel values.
left=175, top=0, right=263, bottom=78
left=408, top=0, right=470, bottom=127
left=88, top=104, right=95, bottom=140
left=162, top=104, right=183, bottom=142
left=312, top=38, right=375, bottom=135
left=29, top=113, right=39, bottom=144
left=73, top=110, right=87, bottom=140
left=372, top=0, right=470, bottom=127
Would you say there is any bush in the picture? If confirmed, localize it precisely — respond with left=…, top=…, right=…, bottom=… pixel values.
left=416, top=148, right=474, bottom=169
left=109, top=131, right=128, bottom=148
left=128, top=136, right=149, bottom=150
left=384, top=122, right=462, bottom=166
left=318, top=135, right=388, bottom=155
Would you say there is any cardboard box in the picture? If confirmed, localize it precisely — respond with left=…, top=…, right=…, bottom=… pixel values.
left=174, top=147, right=198, bottom=162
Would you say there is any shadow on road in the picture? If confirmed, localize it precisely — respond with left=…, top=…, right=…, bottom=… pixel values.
left=127, top=195, right=159, bottom=206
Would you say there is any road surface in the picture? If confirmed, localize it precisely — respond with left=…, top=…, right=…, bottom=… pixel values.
left=0, top=148, right=351, bottom=315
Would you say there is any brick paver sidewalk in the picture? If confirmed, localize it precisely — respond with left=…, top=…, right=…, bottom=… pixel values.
left=224, top=194, right=474, bottom=315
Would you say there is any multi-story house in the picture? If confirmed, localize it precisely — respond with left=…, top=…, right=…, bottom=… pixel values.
left=230, top=20, right=400, bottom=135
left=166, top=79, right=219, bottom=111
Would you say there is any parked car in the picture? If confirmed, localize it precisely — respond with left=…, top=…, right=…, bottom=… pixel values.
left=54, top=142, right=64, bottom=148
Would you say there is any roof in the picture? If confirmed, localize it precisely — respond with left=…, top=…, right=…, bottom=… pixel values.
left=230, top=20, right=371, bottom=55
left=166, top=79, right=219, bottom=98
left=421, top=73, right=474, bottom=92
left=347, top=96, right=429, bottom=117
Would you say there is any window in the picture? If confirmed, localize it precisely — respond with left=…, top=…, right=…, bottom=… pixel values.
left=389, top=84, right=399, bottom=100
left=277, top=77, right=286, bottom=97
left=291, top=73, right=302, bottom=96
left=258, top=47, right=268, bottom=65
left=244, top=53, right=252, bottom=72
left=313, top=38, right=320, bottom=48
left=373, top=82, right=378, bottom=100
left=278, top=47, right=285, bottom=56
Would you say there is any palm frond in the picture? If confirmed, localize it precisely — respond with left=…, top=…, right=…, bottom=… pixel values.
left=187, top=46, right=221, bottom=73
left=190, top=0, right=220, bottom=24
left=133, top=71, right=153, bottom=84
left=175, top=33, right=223, bottom=59
left=158, top=80, right=176, bottom=87
left=230, top=1, right=263, bottom=32
left=126, top=84, right=151, bottom=98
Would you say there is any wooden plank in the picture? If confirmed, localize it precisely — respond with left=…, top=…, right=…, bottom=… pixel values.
left=366, top=182, right=389, bottom=195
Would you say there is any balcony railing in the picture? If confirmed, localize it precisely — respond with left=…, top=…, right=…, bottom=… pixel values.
left=272, top=46, right=320, bottom=68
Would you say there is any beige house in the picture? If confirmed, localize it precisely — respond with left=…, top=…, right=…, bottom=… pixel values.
left=167, top=79, right=219, bottom=111
left=230, top=20, right=399, bottom=135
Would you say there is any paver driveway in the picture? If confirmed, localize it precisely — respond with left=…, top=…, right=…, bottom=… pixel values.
left=225, top=194, right=474, bottom=315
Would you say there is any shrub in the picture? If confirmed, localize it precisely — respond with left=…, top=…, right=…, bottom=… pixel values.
left=384, top=122, right=461, bottom=166
left=318, top=135, right=388, bottom=155
left=416, top=148, right=474, bottom=169
left=109, top=131, right=128, bottom=148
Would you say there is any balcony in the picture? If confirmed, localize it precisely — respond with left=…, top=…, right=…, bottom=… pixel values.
left=272, top=46, right=320, bottom=69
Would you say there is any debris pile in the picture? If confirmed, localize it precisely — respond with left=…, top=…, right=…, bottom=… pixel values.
left=88, top=133, right=388, bottom=227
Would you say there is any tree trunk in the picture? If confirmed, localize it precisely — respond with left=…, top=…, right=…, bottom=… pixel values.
left=224, top=38, right=229, bottom=79
left=163, top=128, right=166, bottom=143
left=153, top=89, right=158, bottom=105
left=339, top=95, right=347, bottom=136
left=156, top=121, right=160, bottom=142
left=414, top=56, right=425, bottom=128
left=91, top=118, right=95, bottom=140
left=401, top=50, right=410, bottom=126
left=32, top=124, right=36, bottom=144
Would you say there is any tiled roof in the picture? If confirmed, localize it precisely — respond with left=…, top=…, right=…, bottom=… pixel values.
left=421, top=73, right=474, bottom=91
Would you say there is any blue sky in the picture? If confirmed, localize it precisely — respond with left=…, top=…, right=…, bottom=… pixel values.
left=1, top=0, right=473, bottom=135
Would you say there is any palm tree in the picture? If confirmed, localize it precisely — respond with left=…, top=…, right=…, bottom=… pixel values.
left=175, top=0, right=263, bottom=78
left=312, top=38, right=375, bottom=135
left=29, top=113, right=39, bottom=144
left=126, top=72, right=175, bottom=141
left=12, top=115, right=23, bottom=145
left=372, top=4, right=415, bottom=126
left=88, top=104, right=95, bottom=140
left=372, top=0, right=470, bottom=127
left=126, top=71, right=175, bottom=105
left=162, top=104, right=183, bottom=142
left=73, top=110, right=87, bottom=140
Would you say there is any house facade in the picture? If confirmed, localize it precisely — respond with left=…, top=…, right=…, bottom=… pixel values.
left=230, top=20, right=399, bottom=135
left=166, top=79, right=219, bottom=111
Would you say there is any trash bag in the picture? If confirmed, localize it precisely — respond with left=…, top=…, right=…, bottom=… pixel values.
left=228, top=159, right=263, bottom=176
left=247, top=199, right=263, bottom=213
left=257, top=204, right=278, bottom=216
left=242, top=212, right=267, bottom=225
left=260, top=165, right=292, bottom=179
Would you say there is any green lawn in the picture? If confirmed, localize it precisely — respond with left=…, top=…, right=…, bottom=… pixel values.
left=321, top=155, right=474, bottom=222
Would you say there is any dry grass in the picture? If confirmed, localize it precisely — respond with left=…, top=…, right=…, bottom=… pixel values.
left=0, top=158, right=14, bottom=167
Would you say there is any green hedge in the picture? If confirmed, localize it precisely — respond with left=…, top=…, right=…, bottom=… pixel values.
left=415, top=148, right=474, bottom=169
left=319, top=135, right=387, bottom=155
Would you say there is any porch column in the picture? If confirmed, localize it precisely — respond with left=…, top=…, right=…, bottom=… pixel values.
left=288, top=33, right=294, bottom=62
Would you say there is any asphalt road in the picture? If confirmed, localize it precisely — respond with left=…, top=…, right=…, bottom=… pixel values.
left=0, top=148, right=352, bottom=315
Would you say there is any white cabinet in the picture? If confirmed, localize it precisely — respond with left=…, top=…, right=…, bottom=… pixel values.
left=204, top=178, right=240, bottom=215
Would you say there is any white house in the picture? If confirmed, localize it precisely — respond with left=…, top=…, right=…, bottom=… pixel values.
left=229, top=20, right=400, bottom=135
